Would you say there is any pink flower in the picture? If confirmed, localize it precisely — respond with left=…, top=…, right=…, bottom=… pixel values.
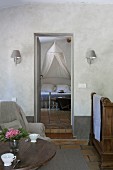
left=5, top=128, right=20, bottom=139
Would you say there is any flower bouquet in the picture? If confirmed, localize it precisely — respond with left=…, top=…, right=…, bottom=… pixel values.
left=0, top=128, right=28, bottom=152
left=0, top=128, right=28, bottom=142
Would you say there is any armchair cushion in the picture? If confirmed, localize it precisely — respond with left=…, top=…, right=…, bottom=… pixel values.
left=0, top=101, right=27, bottom=130
left=1, top=120, right=22, bottom=129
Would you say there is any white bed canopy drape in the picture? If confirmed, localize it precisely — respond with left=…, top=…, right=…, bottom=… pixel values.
left=41, top=42, right=71, bottom=79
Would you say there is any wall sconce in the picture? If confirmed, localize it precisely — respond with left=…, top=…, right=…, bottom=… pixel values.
left=11, top=50, right=21, bottom=64
left=86, top=50, right=97, bottom=64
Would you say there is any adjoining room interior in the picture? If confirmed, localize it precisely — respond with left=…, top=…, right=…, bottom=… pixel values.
left=38, top=35, right=73, bottom=139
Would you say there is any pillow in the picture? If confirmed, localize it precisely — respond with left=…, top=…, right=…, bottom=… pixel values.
left=0, top=120, right=22, bottom=130
left=56, top=85, right=71, bottom=93
left=41, top=84, right=55, bottom=92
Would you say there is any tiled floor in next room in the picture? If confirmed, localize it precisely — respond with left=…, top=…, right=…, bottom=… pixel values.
left=40, top=109, right=74, bottom=139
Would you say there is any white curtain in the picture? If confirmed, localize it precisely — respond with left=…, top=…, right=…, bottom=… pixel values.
left=41, top=42, right=70, bottom=79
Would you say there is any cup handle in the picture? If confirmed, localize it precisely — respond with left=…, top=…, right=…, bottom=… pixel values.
left=13, top=156, right=16, bottom=160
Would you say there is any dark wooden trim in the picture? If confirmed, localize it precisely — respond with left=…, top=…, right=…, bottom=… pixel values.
left=89, top=92, right=113, bottom=169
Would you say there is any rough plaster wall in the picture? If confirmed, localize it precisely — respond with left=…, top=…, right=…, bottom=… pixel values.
left=0, top=4, right=113, bottom=116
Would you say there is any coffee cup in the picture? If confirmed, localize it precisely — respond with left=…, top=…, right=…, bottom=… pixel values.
left=29, top=133, right=40, bottom=143
left=1, top=153, right=16, bottom=166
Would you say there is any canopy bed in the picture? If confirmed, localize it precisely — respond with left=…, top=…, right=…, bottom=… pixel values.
left=41, top=42, right=71, bottom=110
left=41, top=78, right=71, bottom=110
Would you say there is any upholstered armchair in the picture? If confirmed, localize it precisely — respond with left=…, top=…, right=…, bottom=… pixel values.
left=0, top=101, right=50, bottom=141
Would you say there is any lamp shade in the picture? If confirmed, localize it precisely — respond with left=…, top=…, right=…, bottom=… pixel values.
left=86, top=50, right=96, bottom=59
left=86, top=50, right=97, bottom=64
left=11, top=50, right=21, bottom=58
left=11, top=50, right=21, bottom=64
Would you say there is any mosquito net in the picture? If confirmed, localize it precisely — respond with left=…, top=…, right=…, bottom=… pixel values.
left=41, top=42, right=71, bottom=79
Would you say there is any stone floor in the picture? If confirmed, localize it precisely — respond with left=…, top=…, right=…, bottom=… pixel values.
left=41, top=109, right=111, bottom=169
left=52, top=139, right=101, bottom=170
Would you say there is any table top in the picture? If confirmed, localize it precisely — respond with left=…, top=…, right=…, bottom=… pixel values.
left=0, top=139, right=57, bottom=170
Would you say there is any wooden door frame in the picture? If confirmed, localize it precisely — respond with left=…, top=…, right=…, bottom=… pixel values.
left=34, top=35, right=41, bottom=122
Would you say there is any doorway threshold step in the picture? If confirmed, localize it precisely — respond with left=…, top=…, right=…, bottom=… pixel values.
left=45, top=128, right=72, bottom=133
left=46, top=133, right=74, bottom=139
left=51, top=139, right=88, bottom=145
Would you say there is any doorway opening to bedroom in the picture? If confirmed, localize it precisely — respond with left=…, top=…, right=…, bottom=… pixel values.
left=34, top=33, right=74, bottom=139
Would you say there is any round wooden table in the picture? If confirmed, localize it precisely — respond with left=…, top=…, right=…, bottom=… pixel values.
left=0, top=139, right=56, bottom=170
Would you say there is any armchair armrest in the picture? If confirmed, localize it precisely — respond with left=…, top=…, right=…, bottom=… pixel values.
left=28, top=122, right=51, bottom=141
left=28, top=122, right=46, bottom=137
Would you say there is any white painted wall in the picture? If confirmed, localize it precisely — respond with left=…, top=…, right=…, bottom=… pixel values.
left=0, top=3, right=113, bottom=116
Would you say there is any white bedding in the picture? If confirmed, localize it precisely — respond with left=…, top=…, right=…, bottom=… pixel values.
left=41, top=84, right=71, bottom=93
left=41, top=92, right=71, bottom=95
left=41, top=82, right=71, bottom=109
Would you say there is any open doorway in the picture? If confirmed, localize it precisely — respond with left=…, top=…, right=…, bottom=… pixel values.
left=34, top=33, right=74, bottom=138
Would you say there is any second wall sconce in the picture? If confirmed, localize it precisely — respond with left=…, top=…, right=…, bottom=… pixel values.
left=11, top=50, right=22, bottom=65
left=86, top=50, right=97, bottom=64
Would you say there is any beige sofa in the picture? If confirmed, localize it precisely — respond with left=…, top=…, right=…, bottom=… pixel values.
left=0, top=101, right=50, bottom=141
